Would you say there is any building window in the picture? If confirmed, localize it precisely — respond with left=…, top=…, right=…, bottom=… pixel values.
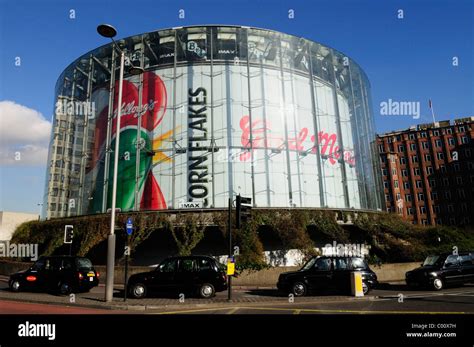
left=448, top=137, right=455, bottom=146
left=410, top=143, right=417, bottom=151
left=456, top=176, right=463, bottom=185
left=445, top=191, right=451, bottom=200
left=459, top=126, right=465, bottom=132
left=384, top=181, right=389, bottom=189
left=396, top=193, right=401, bottom=200
left=418, top=193, right=424, bottom=201
left=426, top=166, right=434, bottom=175
left=435, top=139, right=442, bottom=147
left=394, top=181, right=399, bottom=188
left=392, top=168, right=397, bottom=176
left=414, top=168, right=421, bottom=176
left=385, top=194, right=391, bottom=202
left=398, top=145, right=405, bottom=152
left=421, top=132, right=427, bottom=138
left=433, top=130, right=440, bottom=136
left=429, top=179, right=436, bottom=188
left=382, top=168, right=388, bottom=176
left=405, top=194, right=412, bottom=202
left=420, top=206, right=427, bottom=215
left=404, top=182, right=410, bottom=189
left=431, top=192, right=438, bottom=200
left=424, top=154, right=431, bottom=162
left=409, top=134, right=416, bottom=140
left=421, top=141, right=429, bottom=149
left=454, top=163, right=460, bottom=172
left=434, top=205, right=441, bottom=213
left=443, top=177, right=449, bottom=186
left=446, top=128, right=453, bottom=134
left=416, top=180, right=423, bottom=188
left=440, top=165, right=447, bottom=173
left=378, top=144, right=384, bottom=152
left=466, top=148, right=472, bottom=157
left=437, top=152, right=444, bottom=160
left=461, top=136, right=469, bottom=144
left=412, top=155, right=418, bottom=163
left=458, top=189, right=465, bottom=198
left=407, top=207, right=413, bottom=215
left=468, top=162, right=474, bottom=170
left=402, top=169, right=408, bottom=177
left=422, top=220, right=428, bottom=225
left=400, top=157, right=406, bottom=165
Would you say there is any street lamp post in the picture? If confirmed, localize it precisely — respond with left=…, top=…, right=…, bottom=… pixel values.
left=37, top=203, right=43, bottom=221
left=97, top=24, right=144, bottom=302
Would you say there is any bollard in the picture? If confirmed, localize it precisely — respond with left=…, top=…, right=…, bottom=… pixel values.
left=351, top=271, right=364, bottom=297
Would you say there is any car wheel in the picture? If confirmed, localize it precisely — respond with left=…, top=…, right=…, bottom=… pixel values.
left=199, top=283, right=215, bottom=298
left=130, top=283, right=147, bottom=299
left=10, top=279, right=21, bottom=292
left=432, top=278, right=444, bottom=291
left=58, top=282, right=72, bottom=295
left=291, top=282, right=307, bottom=297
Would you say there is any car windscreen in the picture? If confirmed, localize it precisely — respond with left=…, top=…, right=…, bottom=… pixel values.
left=75, top=258, right=93, bottom=270
left=423, top=255, right=440, bottom=266
left=300, top=257, right=317, bottom=271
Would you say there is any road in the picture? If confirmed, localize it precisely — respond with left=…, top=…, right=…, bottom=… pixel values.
left=0, top=300, right=122, bottom=314
left=1, top=275, right=473, bottom=314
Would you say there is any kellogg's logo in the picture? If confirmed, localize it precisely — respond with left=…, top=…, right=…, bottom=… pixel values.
left=239, top=115, right=355, bottom=167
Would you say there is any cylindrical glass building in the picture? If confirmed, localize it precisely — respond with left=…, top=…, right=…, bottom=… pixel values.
left=43, top=25, right=382, bottom=219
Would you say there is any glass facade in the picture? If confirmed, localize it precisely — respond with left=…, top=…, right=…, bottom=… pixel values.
left=43, top=25, right=382, bottom=219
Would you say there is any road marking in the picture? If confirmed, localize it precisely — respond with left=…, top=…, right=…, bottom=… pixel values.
left=234, top=306, right=467, bottom=315
left=227, top=307, right=239, bottom=315
left=157, top=307, right=235, bottom=315
left=154, top=305, right=467, bottom=315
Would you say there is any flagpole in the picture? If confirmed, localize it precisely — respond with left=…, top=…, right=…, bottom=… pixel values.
left=429, top=99, right=436, bottom=124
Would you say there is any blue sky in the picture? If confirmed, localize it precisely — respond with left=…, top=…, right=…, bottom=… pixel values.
left=0, top=0, right=473, bottom=214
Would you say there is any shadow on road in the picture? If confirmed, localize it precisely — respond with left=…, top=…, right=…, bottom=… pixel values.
left=243, top=289, right=285, bottom=297
left=244, top=288, right=354, bottom=298
left=375, top=283, right=423, bottom=291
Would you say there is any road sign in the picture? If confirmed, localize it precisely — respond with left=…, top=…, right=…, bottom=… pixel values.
left=126, top=217, right=133, bottom=236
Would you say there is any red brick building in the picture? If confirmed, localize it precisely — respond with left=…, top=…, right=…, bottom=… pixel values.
left=377, top=117, right=474, bottom=226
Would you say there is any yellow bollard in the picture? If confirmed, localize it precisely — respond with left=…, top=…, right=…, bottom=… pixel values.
left=351, top=271, right=364, bottom=297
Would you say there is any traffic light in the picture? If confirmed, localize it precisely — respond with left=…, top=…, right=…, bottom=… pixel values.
left=64, top=225, right=74, bottom=244
left=236, top=195, right=252, bottom=229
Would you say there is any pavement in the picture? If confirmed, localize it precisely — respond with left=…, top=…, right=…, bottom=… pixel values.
left=1, top=275, right=474, bottom=314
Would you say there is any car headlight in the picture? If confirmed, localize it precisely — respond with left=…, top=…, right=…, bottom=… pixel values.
left=429, top=272, right=438, bottom=277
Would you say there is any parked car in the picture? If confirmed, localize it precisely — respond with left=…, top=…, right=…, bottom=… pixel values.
left=9, top=256, right=99, bottom=295
left=127, top=255, right=227, bottom=299
left=277, top=255, right=378, bottom=297
left=405, top=251, right=474, bottom=290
